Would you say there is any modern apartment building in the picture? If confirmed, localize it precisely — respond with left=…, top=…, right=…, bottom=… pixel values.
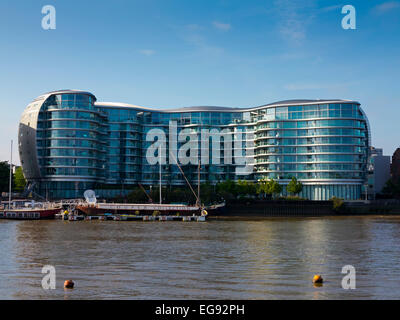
left=19, top=90, right=370, bottom=200
left=367, top=147, right=391, bottom=199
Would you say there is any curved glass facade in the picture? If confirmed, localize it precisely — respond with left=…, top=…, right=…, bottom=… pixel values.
left=19, top=91, right=370, bottom=200
left=102, top=107, right=142, bottom=184
left=252, top=103, right=368, bottom=200
left=19, top=91, right=108, bottom=198
left=38, top=93, right=107, bottom=180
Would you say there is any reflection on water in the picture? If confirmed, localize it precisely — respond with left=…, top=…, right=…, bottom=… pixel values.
left=1, top=216, right=400, bottom=299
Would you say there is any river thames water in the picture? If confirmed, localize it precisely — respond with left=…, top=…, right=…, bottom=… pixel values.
left=1, top=216, right=400, bottom=300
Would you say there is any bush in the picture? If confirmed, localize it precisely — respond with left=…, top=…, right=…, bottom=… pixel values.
left=286, top=177, right=303, bottom=196
left=285, top=195, right=306, bottom=201
left=331, top=196, right=344, bottom=212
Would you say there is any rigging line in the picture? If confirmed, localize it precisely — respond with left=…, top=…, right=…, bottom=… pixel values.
left=169, top=151, right=200, bottom=206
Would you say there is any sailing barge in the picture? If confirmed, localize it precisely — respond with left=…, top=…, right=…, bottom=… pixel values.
left=75, top=202, right=225, bottom=216
left=76, top=203, right=200, bottom=216
left=76, top=154, right=225, bottom=217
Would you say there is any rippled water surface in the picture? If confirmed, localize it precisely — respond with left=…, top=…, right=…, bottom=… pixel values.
left=1, top=216, right=400, bottom=299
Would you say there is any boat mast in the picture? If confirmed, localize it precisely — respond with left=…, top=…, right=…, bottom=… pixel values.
left=197, top=159, right=201, bottom=208
left=197, top=121, right=202, bottom=209
left=8, top=140, right=12, bottom=209
left=159, top=147, right=162, bottom=204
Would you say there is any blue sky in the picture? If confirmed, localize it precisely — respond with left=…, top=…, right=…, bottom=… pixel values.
left=0, top=0, right=399, bottom=163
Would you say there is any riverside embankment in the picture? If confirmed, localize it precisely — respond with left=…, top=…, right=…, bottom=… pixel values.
left=211, top=199, right=400, bottom=218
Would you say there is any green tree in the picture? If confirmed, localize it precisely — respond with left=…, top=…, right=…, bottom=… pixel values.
left=331, top=196, right=344, bottom=212
left=13, top=167, right=26, bottom=192
left=0, top=161, right=10, bottom=193
left=199, top=182, right=219, bottom=204
left=236, top=180, right=257, bottom=198
left=382, top=179, right=400, bottom=198
left=126, top=187, right=148, bottom=203
left=257, top=179, right=282, bottom=199
left=286, top=176, right=303, bottom=196
left=216, top=180, right=236, bottom=199
left=256, top=179, right=270, bottom=198
left=269, top=179, right=282, bottom=199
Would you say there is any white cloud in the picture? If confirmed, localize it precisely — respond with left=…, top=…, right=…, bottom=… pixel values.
left=184, top=33, right=224, bottom=56
left=186, top=24, right=203, bottom=31
left=174, top=22, right=225, bottom=57
left=138, top=49, right=155, bottom=56
left=273, top=0, right=316, bottom=45
left=320, top=4, right=342, bottom=12
left=284, top=83, right=324, bottom=91
left=284, top=82, right=357, bottom=91
left=280, top=21, right=306, bottom=43
left=212, top=21, right=231, bottom=31
left=279, top=52, right=308, bottom=60
left=373, top=1, right=400, bottom=14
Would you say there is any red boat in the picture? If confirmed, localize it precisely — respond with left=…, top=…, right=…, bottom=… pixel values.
left=1, top=140, right=62, bottom=220
left=0, top=207, right=61, bottom=220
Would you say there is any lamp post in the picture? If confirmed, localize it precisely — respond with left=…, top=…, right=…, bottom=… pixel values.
left=8, top=140, right=13, bottom=209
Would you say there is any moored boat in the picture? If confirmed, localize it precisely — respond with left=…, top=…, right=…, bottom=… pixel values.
left=75, top=157, right=225, bottom=217
left=0, top=207, right=61, bottom=220
left=76, top=202, right=201, bottom=216
left=0, top=140, right=62, bottom=220
left=76, top=201, right=224, bottom=216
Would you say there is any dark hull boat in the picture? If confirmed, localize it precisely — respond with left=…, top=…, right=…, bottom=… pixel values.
left=77, top=203, right=199, bottom=216
left=76, top=202, right=225, bottom=216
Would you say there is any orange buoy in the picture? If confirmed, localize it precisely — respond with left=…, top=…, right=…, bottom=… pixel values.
left=312, top=275, right=323, bottom=284
left=64, top=280, right=74, bottom=289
